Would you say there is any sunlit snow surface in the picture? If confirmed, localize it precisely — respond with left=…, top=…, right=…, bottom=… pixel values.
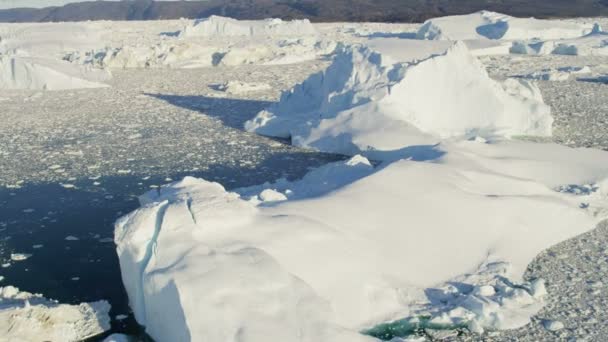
left=0, top=14, right=608, bottom=341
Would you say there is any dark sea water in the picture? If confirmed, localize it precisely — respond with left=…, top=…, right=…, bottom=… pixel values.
left=0, top=150, right=345, bottom=341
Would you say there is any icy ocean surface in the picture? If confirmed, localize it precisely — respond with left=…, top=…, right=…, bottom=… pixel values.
left=1, top=13, right=608, bottom=341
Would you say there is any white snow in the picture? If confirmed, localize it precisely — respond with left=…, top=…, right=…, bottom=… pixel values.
left=116, top=140, right=608, bottom=341
left=417, top=11, right=594, bottom=41
left=246, top=40, right=551, bottom=159
left=179, top=16, right=317, bottom=38
left=0, top=286, right=111, bottom=341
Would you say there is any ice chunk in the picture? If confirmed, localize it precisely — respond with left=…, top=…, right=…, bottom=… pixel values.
left=179, top=16, right=317, bottom=38
left=116, top=141, right=608, bottom=341
left=417, top=11, right=593, bottom=41
left=0, top=286, right=111, bottom=341
left=246, top=41, right=551, bottom=160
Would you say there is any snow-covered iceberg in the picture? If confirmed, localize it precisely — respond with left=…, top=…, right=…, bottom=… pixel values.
left=246, top=40, right=551, bottom=160
left=179, top=16, right=317, bottom=38
left=0, top=285, right=111, bottom=341
left=510, top=23, right=608, bottom=56
left=417, top=11, right=594, bottom=41
left=115, top=141, right=608, bottom=341
left=0, top=54, right=111, bottom=90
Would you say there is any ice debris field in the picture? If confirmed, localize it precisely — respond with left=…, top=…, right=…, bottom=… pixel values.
left=1, top=10, right=608, bottom=342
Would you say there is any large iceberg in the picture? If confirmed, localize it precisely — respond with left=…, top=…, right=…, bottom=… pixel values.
left=179, top=16, right=318, bottom=38
left=116, top=142, right=608, bottom=341
left=246, top=40, right=551, bottom=160
left=416, top=11, right=594, bottom=41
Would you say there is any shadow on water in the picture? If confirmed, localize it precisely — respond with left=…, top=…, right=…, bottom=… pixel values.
left=577, top=76, right=608, bottom=84
left=145, top=93, right=274, bottom=131
left=0, top=151, right=346, bottom=341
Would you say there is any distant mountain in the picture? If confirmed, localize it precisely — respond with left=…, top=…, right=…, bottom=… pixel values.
left=0, top=0, right=607, bottom=23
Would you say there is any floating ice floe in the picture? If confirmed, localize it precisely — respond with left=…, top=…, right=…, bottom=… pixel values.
left=416, top=11, right=594, bottom=41
left=0, top=54, right=111, bottom=90
left=116, top=139, right=608, bottom=341
left=0, top=286, right=111, bottom=341
left=211, top=81, right=272, bottom=94
left=515, top=66, right=592, bottom=81
left=246, top=40, right=551, bottom=160
left=510, top=23, right=608, bottom=56
left=179, top=16, right=317, bottom=38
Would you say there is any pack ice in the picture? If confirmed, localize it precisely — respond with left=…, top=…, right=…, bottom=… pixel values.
left=115, top=24, right=608, bottom=340
left=0, top=286, right=111, bottom=341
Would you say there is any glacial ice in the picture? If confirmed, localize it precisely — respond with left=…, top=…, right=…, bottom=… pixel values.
left=246, top=40, right=552, bottom=159
left=0, top=286, right=111, bottom=341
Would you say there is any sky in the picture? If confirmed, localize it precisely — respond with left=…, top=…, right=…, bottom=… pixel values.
left=0, top=0, right=204, bottom=10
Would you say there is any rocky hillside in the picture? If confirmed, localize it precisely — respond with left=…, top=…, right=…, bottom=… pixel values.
left=0, top=0, right=607, bottom=23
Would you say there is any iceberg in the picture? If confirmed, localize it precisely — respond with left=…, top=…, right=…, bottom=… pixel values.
left=246, top=40, right=551, bottom=160
left=0, top=285, right=111, bottom=341
left=417, top=11, right=594, bottom=41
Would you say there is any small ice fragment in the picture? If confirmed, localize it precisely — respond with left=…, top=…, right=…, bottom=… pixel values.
left=1, top=263, right=10, bottom=268
left=65, top=236, right=79, bottom=241
left=71, top=277, right=80, bottom=281
left=60, top=184, right=76, bottom=189
left=11, top=253, right=32, bottom=261
left=115, top=314, right=128, bottom=320
left=103, top=334, right=131, bottom=342
left=543, top=320, right=565, bottom=331
left=530, top=278, right=547, bottom=298
left=32, top=244, right=43, bottom=249
left=473, top=285, right=496, bottom=297
left=0, top=276, right=4, bottom=282
left=259, top=189, right=288, bottom=202
left=22, top=209, right=35, bottom=213
left=99, top=238, right=114, bottom=243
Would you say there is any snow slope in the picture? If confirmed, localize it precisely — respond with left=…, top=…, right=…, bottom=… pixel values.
left=246, top=40, right=551, bottom=159
left=0, top=286, right=111, bottom=341
left=417, top=11, right=594, bottom=41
